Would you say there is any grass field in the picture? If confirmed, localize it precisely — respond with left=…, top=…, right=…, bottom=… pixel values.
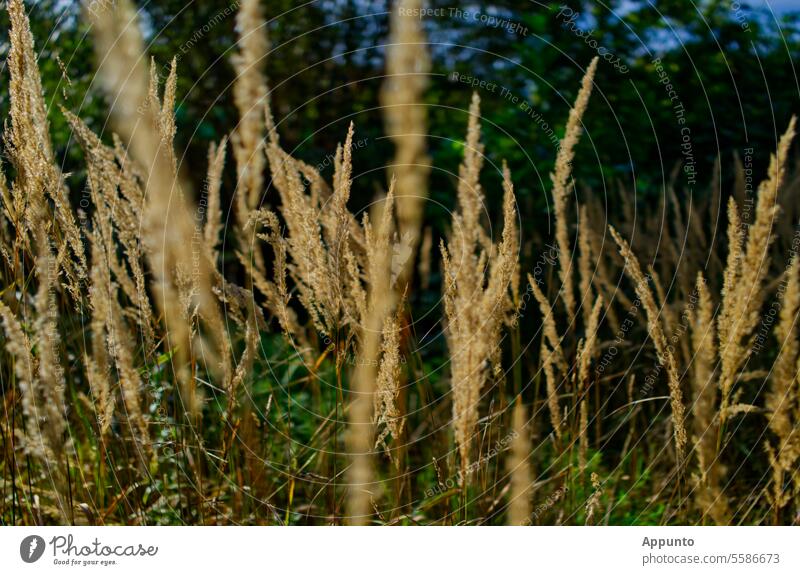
left=1, top=0, right=799, bottom=526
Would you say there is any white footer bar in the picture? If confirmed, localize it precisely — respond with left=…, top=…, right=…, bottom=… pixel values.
left=1, top=526, right=797, bottom=574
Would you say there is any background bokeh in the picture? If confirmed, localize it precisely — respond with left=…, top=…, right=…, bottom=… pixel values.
left=2, top=1, right=798, bottom=223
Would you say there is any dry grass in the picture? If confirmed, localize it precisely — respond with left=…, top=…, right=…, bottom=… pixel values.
left=441, top=136, right=517, bottom=479
left=550, top=57, right=598, bottom=323
left=381, top=0, right=431, bottom=281
left=610, top=226, right=687, bottom=464
left=0, top=0, right=799, bottom=527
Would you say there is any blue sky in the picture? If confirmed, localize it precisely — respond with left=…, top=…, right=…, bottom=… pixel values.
left=760, top=0, right=799, bottom=14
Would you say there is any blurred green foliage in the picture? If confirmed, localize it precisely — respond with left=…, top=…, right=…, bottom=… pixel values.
left=1, top=0, right=797, bottom=220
